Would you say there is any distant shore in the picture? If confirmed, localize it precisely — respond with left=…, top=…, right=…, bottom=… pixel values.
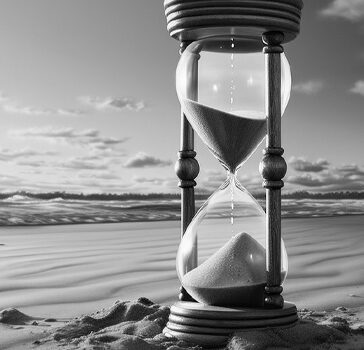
left=1, top=190, right=364, bottom=201
left=0, top=194, right=363, bottom=226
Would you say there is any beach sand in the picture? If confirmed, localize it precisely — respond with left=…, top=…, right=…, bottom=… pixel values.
left=0, top=216, right=363, bottom=349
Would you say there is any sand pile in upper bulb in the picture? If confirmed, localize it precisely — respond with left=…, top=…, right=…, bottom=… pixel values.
left=182, top=233, right=266, bottom=307
left=182, top=99, right=267, bottom=172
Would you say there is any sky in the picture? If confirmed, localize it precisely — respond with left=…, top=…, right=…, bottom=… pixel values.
left=0, top=0, right=363, bottom=195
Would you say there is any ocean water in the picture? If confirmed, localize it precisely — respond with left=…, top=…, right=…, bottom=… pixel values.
left=0, top=195, right=363, bottom=226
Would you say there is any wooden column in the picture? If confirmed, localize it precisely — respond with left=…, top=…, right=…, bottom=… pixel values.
left=260, top=31, right=287, bottom=309
left=175, top=41, right=200, bottom=301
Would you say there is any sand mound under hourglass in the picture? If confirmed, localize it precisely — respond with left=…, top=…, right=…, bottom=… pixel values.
left=182, top=232, right=267, bottom=307
left=182, top=99, right=267, bottom=172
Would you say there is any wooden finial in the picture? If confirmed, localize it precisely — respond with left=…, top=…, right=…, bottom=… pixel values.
left=179, top=41, right=192, bottom=55
left=262, top=31, right=284, bottom=46
left=175, top=151, right=199, bottom=189
left=263, top=32, right=284, bottom=54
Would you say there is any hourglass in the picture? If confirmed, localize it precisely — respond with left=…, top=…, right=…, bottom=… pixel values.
left=163, top=0, right=303, bottom=346
left=175, top=38, right=291, bottom=309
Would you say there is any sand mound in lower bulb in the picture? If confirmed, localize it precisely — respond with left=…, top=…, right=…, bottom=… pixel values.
left=182, top=232, right=266, bottom=307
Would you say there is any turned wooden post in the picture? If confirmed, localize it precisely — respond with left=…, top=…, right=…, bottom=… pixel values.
left=175, top=41, right=200, bottom=301
left=260, top=31, right=287, bottom=309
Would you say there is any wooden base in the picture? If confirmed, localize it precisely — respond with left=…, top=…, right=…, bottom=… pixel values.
left=163, top=301, right=298, bottom=347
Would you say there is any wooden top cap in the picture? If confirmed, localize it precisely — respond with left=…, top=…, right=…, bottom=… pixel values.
left=164, top=0, right=303, bottom=46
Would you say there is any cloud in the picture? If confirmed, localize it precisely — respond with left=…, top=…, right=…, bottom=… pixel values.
left=10, top=127, right=97, bottom=139
left=0, top=92, right=83, bottom=117
left=133, top=176, right=178, bottom=188
left=198, top=170, right=227, bottom=191
left=16, top=159, right=48, bottom=168
left=77, top=171, right=121, bottom=180
left=3, top=105, right=83, bottom=117
left=133, top=176, right=165, bottom=185
left=0, top=148, right=56, bottom=161
left=79, top=96, right=146, bottom=112
left=57, top=179, right=135, bottom=193
left=16, top=156, right=111, bottom=171
left=292, top=81, right=324, bottom=95
left=87, top=136, right=129, bottom=150
left=124, top=152, right=172, bottom=168
left=321, top=0, right=364, bottom=21
left=0, top=173, right=135, bottom=194
left=287, top=174, right=325, bottom=187
left=286, top=161, right=364, bottom=192
left=0, top=173, right=32, bottom=191
left=0, top=91, right=147, bottom=117
left=9, top=127, right=128, bottom=150
left=350, top=80, right=364, bottom=96
left=289, top=157, right=330, bottom=173
left=55, top=158, right=107, bottom=170
left=132, top=176, right=179, bottom=192
left=337, top=164, right=364, bottom=177
left=204, top=169, right=226, bottom=180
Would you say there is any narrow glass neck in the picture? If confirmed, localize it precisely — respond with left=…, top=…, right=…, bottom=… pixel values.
left=221, top=161, right=242, bottom=177
left=226, top=170, right=238, bottom=181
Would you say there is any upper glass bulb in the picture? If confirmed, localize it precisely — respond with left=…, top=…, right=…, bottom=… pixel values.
left=176, top=36, right=291, bottom=172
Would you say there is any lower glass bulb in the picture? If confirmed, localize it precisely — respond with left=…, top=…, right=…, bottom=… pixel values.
left=177, top=173, right=288, bottom=307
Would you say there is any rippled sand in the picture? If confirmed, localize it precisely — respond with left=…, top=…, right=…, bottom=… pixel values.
left=0, top=216, right=363, bottom=348
left=1, top=216, right=364, bottom=316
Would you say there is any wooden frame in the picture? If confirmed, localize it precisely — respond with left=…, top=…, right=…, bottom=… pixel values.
left=175, top=42, right=200, bottom=301
left=259, top=31, right=287, bottom=308
left=163, top=0, right=303, bottom=345
left=165, top=0, right=303, bottom=311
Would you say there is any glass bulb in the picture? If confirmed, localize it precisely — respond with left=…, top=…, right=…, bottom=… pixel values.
left=176, top=37, right=291, bottom=173
left=177, top=37, right=291, bottom=120
left=177, top=173, right=288, bottom=307
left=175, top=36, right=290, bottom=308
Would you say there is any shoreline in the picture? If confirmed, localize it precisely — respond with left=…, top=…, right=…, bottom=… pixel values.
left=1, top=213, right=363, bottom=228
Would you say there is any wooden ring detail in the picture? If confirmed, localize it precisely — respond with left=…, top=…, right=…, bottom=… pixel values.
left=164, top=0, right=303, bottom=44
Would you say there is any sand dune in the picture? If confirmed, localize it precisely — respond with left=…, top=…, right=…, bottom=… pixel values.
left=0, top=221, right=179, bottom=318
left=1, top=299, right=363, bottom=350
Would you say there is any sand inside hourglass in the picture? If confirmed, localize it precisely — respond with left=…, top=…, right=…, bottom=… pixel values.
left=181, top=98, right=269, bottom=307
left=182, top=99, right=266, bottom=173
left=182, top=232, right=267, bottom=307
